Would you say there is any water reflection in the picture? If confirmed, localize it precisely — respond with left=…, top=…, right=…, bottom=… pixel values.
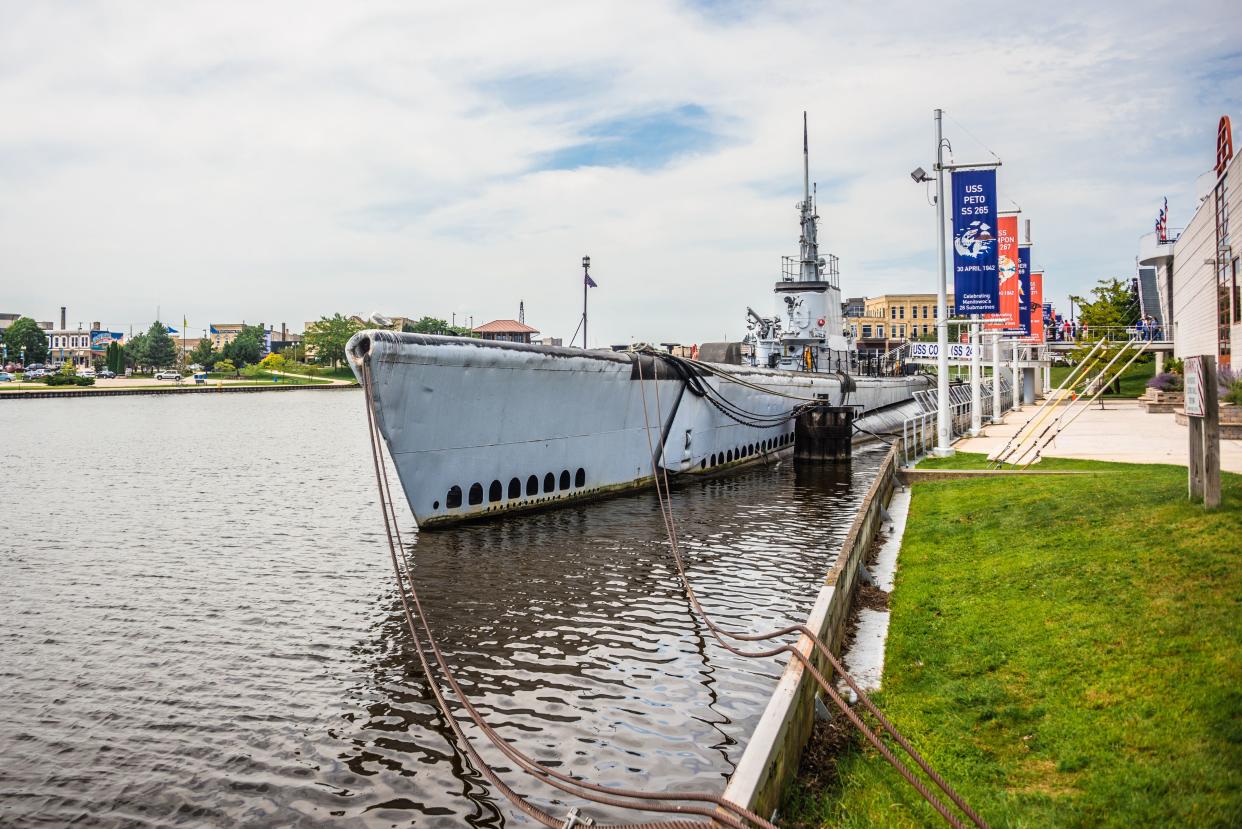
left=0, top=393, right=881, bottom=827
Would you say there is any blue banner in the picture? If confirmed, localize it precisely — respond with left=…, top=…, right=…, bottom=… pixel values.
left=1017, top=245, right=1031, bottom=336
left=951, top=169, right=1000, bottom=315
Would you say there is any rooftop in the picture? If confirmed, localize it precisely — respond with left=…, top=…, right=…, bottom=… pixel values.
left=472, top=319, right=540, bottom=334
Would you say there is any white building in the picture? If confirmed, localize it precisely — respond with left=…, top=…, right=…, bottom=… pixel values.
left=47, top=328, right=93, bottom=367
left=1140, top=114, right=1239, bottom=369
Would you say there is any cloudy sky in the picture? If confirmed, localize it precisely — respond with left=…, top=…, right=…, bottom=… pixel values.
left=2, top=1, right=1239, bottom=345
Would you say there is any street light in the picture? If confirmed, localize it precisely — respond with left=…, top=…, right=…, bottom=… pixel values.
left=915, top=109, right=1002, bottom=456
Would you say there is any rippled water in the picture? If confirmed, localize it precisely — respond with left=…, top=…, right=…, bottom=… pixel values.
left=0, top=392, right=883, bottom=827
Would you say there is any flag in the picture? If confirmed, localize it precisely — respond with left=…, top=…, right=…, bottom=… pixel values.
left=585, top=273, right=598, bottom=288
left=210, top=325, right=219, bottom=335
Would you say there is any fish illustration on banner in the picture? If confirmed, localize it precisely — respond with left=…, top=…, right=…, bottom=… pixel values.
left=950, top=169, right=1000, bottom=315
left=985, top=214, right=1020, bottom=331
left=1017, top=245, right=1031, bottom=337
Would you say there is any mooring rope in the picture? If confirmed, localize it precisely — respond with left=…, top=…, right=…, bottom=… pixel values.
left=636, top=360, right=990, bottom=829
left=362, top=359, right=775, bottom=829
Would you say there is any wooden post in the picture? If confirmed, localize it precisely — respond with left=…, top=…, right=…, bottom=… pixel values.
left=1185, top=355, right=1221, bottom=508
left=1203, top=359, right=1221, bottom=508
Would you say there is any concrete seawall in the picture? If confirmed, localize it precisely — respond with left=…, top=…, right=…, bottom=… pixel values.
left=1, top=383, right=357, bottom=400
left=721, top=444, right=899, bottom=820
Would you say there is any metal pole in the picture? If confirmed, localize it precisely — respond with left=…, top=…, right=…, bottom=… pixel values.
left=991, top=332, right=1002, bottom=423
left=1011, top=337, right=1021, bottom=413
left=969, top=315, right=981, bottom=435
left=933, top=108, right=953, bottom=456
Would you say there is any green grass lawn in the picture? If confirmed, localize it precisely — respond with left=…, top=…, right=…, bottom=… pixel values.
left=784, top=454, right=1241, bottom=828
left=1049, top=359, right=1155, bottom=399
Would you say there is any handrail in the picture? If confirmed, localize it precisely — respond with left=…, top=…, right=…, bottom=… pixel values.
left=1005, top=339, right=1142, bottom=467
left=1017, top=341, right=1149, bottom=469
left=989, top=339, right=1107, bottom=467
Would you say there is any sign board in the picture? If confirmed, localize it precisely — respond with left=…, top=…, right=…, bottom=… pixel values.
left=951, top=169, right=1000, bottom=314
left=910, top=342, right=975, bottom=363
left=985, top=214, right=1020, bottom=331
left=1185, top=356, right=1206, bottom=417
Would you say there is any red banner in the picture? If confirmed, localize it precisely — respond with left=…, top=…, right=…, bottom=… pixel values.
left=1028, top=272, right=1044, bottom=342
left=985, top=214, right=1020, bottom=330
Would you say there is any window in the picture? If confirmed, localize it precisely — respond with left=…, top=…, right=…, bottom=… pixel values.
left=898, top=306, right=905, bottom=319
left=850, top=324, right=858, bottom=337
left=923, top=305, right=929, bottom=319
left=446, top=486, right=463, bottom=509
left=890, top=307, right=896, bottom=319
left=508, top=478, right=521, bottom=499
left=1233, top=257, right=1240, bottom=324
left=899, top=325, right=906, bottom=338
left=862, top=325, right=872, bottom=338
left=877, top=325, right=885, bottom=338
left=526, top=475, right=539, bottom=496
left=468, top=483, right=483, bottom=505
left=575, top=468, right=585, bottom=487
left=489, top=480, right=502, bottom=502
left=543, top=472, right=555, bottom=493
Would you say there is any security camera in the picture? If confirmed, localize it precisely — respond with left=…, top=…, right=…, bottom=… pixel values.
left=910, top=167, right=930, bottom=183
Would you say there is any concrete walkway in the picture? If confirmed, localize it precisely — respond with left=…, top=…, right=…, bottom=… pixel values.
left=956, top=399, right=1242, bottom=473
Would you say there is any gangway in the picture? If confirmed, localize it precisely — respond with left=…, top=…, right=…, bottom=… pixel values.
left=987, top=338, right=1108, bottom=467
left=992, top=338, right=1148, bottom=468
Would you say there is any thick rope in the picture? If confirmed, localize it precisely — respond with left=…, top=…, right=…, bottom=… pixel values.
left=637, top=361, right=989, bottom=829
left=362, top=359, right=773, bottom=829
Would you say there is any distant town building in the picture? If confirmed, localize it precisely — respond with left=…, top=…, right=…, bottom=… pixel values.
left=472, top=319, right=539, bottom=344
left=47, top=328, right=93, bottom=367
left=208, top=324, right=249, bottom=350
left=845, top=293, right=955, bottom=347
left=0, top=313, right=21, bottom=333
left=842, top=296, right=866, bottom=319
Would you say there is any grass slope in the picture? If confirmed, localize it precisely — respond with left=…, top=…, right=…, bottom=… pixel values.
left=784, top=454, right=1241, bottom=828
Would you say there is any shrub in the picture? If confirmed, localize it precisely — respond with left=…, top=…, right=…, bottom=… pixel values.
left=1225, top=380, right=1242, bottom=406
left=1165, top=357, right=1184, bottom=375
left=1218, top=366, right=1237, bottom=397
left=1146, top=372, right=1182, bottom=392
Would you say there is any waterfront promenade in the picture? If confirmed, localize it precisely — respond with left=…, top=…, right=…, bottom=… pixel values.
left=957, top=399, right=1242, bottom=473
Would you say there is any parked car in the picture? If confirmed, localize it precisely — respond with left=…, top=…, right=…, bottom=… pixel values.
left=154, top=370, right=182, bottom=381
left=79, top=367, right=96, bottom=378
left=98, top=369, right=116, bottom=379
left=24, top=363, right=44, bottom=372
left=0, top=372, right=13, bottom=382
left=24, top=369, right=49, bottom=379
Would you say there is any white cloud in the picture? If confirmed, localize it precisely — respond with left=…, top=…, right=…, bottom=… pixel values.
left=0, top=0, right=1238, bottom=342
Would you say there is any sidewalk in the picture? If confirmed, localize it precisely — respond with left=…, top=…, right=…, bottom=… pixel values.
left=956, top=399, right=1242, bottom=473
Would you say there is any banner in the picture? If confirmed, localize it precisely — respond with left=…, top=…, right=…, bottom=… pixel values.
left=1029, top=271, right=1044, bottom=342
left=90, top=330, right=124, bottom=352
left=985, top=214, right=1020, bottom=331
left=951, top=169, right=1000, bottom=314
left=1017, top=245, right=1031, bottom=337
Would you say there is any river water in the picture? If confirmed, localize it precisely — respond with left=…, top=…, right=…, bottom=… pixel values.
left=0, top=391, right=883, bottom=827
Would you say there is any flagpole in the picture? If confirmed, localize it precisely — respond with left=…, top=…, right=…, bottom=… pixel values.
left=582, top=255, right=591, bottom=349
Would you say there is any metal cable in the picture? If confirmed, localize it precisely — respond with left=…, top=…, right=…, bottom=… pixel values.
left=637, top=361, right=990, bottom=829
left=362, top=360, right=773, bottom=829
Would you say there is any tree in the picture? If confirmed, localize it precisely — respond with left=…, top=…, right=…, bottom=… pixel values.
left=144, top=321, right=177, bottom=368
left=215, top=358, right=236, bottom=375
left=125, top=333, right=148, bottom=370
left=1070, top=277, right=1140, bottom=329
left=189, top=338, right=217, bottom=368
left=259, top=352, right=287, bottom=371
left=225, top=332, right=262, bottom=367
left=4, top=316, right=48, bottom=365
left=405, top=316, right=450, bottom=334
left=304, top=313, right=364, bottom=368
